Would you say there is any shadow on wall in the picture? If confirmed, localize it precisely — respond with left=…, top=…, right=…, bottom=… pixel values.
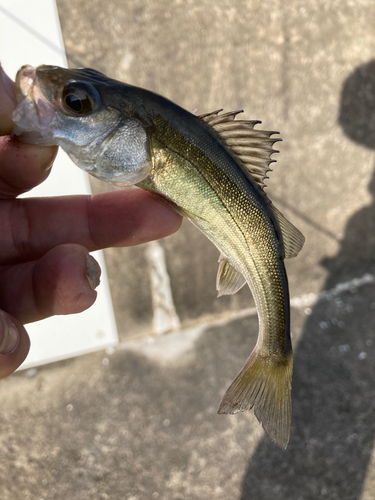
left=240, top=60, right=375, bottom=500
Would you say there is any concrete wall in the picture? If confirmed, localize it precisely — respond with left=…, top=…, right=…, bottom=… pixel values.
left=56, top=0, right=375, bottom=342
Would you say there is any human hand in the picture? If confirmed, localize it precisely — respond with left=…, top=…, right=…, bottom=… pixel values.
left=0, top=64, right=182, bottom=379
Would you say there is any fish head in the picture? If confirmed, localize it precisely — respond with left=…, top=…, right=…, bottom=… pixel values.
left=12, top=65, right=152, bottom=185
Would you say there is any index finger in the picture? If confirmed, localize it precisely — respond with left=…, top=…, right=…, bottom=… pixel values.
left=0, top=188, right=182, bottom=264
left=0, top=64, right=58, bottom=197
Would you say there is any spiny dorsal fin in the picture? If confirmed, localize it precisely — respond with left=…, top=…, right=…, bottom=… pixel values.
left=271, top=204, right=305, bottom=258
left=199, top=110, right=305, bottom=258
left=216, top=255, right=246, bottom=297
left=199, top=109, right=281, bottom=190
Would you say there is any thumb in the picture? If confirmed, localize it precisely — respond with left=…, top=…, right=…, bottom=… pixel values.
left=0, top=310, right=30, bottom=379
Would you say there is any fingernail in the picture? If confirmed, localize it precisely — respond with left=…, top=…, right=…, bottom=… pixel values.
left=0, top=311, right=20, bottom=354
left=86, top=254, right=101, bottom=289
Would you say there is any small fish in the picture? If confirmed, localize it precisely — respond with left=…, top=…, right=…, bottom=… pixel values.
left=12, top=65, right=304, bottom=448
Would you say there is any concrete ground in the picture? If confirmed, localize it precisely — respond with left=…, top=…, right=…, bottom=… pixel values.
left=2, top=0, right=375, bottom=498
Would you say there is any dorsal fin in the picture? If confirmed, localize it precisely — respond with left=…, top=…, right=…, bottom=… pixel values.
left=271, top=205, right=305, bottom=258
left=199, top=109, right=280, bottom=190
left=199, top=110, right=305, bottom=259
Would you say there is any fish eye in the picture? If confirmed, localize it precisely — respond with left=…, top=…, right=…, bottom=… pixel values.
left=61, top=81, right=100, bottom=115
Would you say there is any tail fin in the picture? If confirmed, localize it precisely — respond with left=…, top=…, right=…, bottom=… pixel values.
left=218, top=348, right=293, bottom=449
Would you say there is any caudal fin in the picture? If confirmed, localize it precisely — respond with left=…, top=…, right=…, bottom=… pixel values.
left=218, top=348, right=293, bottom=449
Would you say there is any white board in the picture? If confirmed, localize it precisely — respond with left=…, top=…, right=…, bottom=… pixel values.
left=0, top=0, right=119, bottom=368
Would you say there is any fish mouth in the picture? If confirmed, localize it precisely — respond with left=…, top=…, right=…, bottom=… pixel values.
left=12, top=65, right=57, bottom=145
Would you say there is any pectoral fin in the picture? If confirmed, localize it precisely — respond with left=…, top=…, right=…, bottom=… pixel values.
left=216, top=255, right=246, bottom=297
left=138, top=186, right=207, bottom=222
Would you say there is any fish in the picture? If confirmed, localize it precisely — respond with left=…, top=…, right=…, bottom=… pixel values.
left=12, top=64, right=305, bottom=449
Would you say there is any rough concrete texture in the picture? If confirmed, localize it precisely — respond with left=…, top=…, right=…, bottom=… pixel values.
left=2, top=0, right=375, bottom=498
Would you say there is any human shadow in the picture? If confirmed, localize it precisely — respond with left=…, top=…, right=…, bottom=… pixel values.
left=240, top=60, right=375, bottom=499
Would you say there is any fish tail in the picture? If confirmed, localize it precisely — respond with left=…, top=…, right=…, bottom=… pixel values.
left=218, top=347, right=293, bottom=449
